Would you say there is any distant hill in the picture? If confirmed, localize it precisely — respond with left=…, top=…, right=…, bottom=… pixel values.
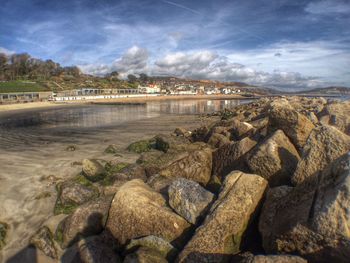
left=301, top=86, right=350, bottom=95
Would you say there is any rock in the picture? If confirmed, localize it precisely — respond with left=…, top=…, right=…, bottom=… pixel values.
left=246, top=130, right=300, bottom=186
left=251, top=255, right=307, bottom=263
left=259, top=152, right=350, bottom=262
left=82, top=159, right=106, bottom=182
left=318, top=100, right=350, bottom=135
left=168, top=178, right=214, bottom=224
left=125, top=235, right=177, bottom=260
left=61, top=197, right=111, bottom=248
left=106, top=179, right=191, bottom=247
left=42, top=214, right=68, bottom=238
left=147, top=174, right=175, bottom=194
left=306, top=111, right=319, bottom=125
left=124, top=247, right=167, bottom=263
left=258, top=186, right=294, bottom=251
left=174, top=127, right=190, bottom=137
left=229, top=119, right=255, bottom=140
left=178, top=171, right=268, bottom=262
left=140, top=144, right=213, bottom=185
left=66, top=145, right=77, bottom=151
left=191, top=126, right=210, bottom=142
left=55, top=180, right=99, bottom=215
left=268, top=104, right=315, bottom=151
left=154, top=134, right=191, bottom=152
left=118, top=163, right=147, bottom=181
left=127, top=139, right=154, bottom=153
left=292, top=125, right=350, bottom=185
left=74, top=235, right=121, bottom=263
left=0, top=222, right=8, bottom=250
left=212, top=137, right=257, bottom=180
left=104, top=144, right=120, bottom=154
left=210, top=126, right=231, bottom=138
left=30, top=226, right=57, bottom=259
left=207, top=133, right=231, bottom=148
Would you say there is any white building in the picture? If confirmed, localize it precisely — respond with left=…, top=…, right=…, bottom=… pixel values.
left=138, top=84, right=161, bottom=94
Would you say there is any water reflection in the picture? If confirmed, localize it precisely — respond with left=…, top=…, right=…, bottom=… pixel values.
left=0, top=99, right=249, bottom=129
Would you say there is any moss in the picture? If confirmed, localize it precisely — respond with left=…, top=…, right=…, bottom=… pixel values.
left=53, top=174, right=99, bottom=215
left=54, top=202, right=79, bottom=215
left=100, top=162, right=130, bottom=186
left=73, top=174, right=93, bottom=187
left=127, top=139, right=154, bottom=154
left=54, top=220, right=64, bottom=245
left=105, top=162, right=129, bottom=173
left=0, top=222, right=8, bottom=250
left=104, top=144, right=119, bottom=154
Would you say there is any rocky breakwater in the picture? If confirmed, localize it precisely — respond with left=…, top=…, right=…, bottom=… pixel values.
left=11, top=96, right=350, bottom=263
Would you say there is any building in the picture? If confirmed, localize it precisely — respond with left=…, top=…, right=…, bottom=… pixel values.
left=0, top=91, right=53, bottom=103
left=138, top=84, right=161, bottom=94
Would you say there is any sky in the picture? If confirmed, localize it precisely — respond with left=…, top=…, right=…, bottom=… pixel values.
left=0, top=0, right=349, bottom=90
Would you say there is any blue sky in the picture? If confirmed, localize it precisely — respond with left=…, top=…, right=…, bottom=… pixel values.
left=0, top=0, right=349, bottom=89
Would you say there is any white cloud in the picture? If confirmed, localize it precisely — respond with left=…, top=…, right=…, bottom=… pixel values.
left=305, top=0, right=350, bottom=15
left=79, top=45, right=149, bottom=77
left=0, top=47, right=14, bottom=55
left=225, top=40, right=350, bottom=85
left=79, top=44, right=347, bottom=90
left=111, top=45, right=149, bottom=77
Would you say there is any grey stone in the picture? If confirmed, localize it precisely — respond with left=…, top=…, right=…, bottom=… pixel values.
left=168, top=178, right=214, bottom=224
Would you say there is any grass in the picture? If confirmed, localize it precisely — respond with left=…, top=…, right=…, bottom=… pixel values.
left=0, top=81, right=49, bottom=93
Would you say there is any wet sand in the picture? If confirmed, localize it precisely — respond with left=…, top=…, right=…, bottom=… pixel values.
left=0, top=109, right=217, bottom=262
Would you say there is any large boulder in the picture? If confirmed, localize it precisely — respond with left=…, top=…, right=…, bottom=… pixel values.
left=318, top=100, right=350, bottom=135
left=139, top=143, right=213, bottom=185
left=292, top=125, right=350, bottom=185
left=168, top=178, right=214, bottom=224
left=82, top=159, right=106, bottom=182
left=212, top=137, right=257, bottom=180
left=246, top=130, right=300, bottom=186
left=259, top=153, right=350, bottom=262
left=61, top=197, right=111, bottom=248
left=229, top=119, right=255, bottom=140
left=178, top=171, right=268, bottom=263
left=268, top=104, right=315, bottom=151
left=106, top=179, right=191, bottom=247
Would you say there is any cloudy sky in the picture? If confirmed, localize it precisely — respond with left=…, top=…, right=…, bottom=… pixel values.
left=1, top=0, right=349, bottom=89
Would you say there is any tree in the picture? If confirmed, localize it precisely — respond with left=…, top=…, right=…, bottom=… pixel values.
left=106, top=71, right=119, bottom=80
left=127, top=74, right=137, bottom=83
left=139, top=73, right=148, bottom=82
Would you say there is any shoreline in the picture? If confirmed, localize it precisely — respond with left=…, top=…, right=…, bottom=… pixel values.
left=0, top=94, right=257, bottom=115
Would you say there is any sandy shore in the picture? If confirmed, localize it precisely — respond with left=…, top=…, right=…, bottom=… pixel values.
left=0, top=112, right=218, bottom=262
left=0, top=94, right=255, bottom=114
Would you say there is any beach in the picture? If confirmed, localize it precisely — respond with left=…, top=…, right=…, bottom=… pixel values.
left=0, top=94, right=253, bottom=114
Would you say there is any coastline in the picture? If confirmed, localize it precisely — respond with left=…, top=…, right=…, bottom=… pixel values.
left=0, top=94, right=256, bottom=114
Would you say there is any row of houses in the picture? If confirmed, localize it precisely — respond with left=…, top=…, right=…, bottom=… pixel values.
left=0, top=85, right=243, bottom=103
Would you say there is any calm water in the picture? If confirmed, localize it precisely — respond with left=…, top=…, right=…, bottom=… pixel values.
left=0, top=99, right=247, bottom=128
left=0, top=99, right=249, bottom=149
